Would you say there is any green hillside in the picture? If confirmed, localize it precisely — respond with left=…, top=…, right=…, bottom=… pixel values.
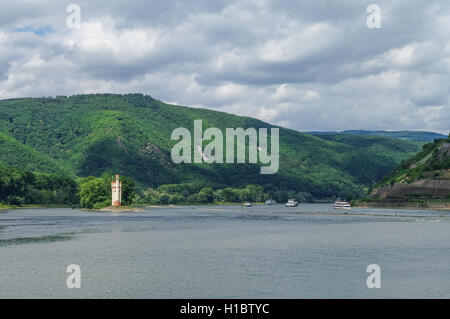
left=0, top=94, right=424, bottom=199
left=0, top=131, right=69, bottom=175
left=356, top=136, right=450, bottom=208
left=307, top=130, right=447, bottom=142
left=377, top=136, right=450, bottom=187
left=311, top=134, right=424, bottom=164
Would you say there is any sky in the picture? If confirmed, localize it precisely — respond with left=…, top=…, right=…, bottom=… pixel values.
left=0, top=0, right=448, bottom=133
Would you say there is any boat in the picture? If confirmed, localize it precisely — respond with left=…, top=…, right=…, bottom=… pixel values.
left=265, top=199, right=277, bottom=205
left=286, top=199, right=298, bottom=207
left=241, top=202, right=252, bottom=207
left=333, top=198, right=351, bottom=209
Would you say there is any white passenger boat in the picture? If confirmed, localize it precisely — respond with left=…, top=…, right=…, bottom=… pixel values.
left=286, top=199, right=298, bottom=207
left=333, top=199, right=351, bottom=209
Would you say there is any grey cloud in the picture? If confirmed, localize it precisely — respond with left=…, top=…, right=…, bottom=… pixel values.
left=0, top=0, right=448, bottom=134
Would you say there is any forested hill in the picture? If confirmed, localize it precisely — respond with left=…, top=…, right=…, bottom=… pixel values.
left=376, top=136, right=450, bottom=187
left=365, top=136, right=450, bottom=202
left=307, top=130, right=446, bottom=142
left=0, top=94, right=424, bottom=199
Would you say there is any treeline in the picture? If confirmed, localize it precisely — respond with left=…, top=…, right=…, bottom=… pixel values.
left=1, top=166, right=359, bottom=208
left=0, top=166, right=78, bottom=205
left=135, top=182, right=317, bottom=205
left=0, top=166, right=136, bottom=209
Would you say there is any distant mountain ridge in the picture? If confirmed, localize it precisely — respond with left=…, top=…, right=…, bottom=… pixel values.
left=0, top=94, right=426, bottom=199
left=306, top=130, right=447, bottom=142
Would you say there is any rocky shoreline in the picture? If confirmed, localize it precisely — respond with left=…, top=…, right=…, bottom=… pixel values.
left=353, top=199, right=450, bottom=210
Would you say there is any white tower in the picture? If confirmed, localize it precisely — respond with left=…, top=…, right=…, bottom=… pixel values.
left=111, top=174, right=122, bottom=206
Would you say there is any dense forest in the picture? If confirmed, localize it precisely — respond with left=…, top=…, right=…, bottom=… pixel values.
left=308, top=130, right=446, bottom=142
left=0, top=165, right=78, bottom=205
left=0, top=94, right=429, bottom=206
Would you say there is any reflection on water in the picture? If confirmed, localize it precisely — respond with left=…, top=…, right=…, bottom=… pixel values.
left=0, top=204, right=449, bottom=298
left=0, top=233, right=73, bottom=247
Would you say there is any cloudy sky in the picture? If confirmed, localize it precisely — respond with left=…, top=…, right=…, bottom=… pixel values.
left=0, top=0, right=448, bottom=133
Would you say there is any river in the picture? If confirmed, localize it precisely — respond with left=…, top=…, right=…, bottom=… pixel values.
left=0, top=204, right=449, bottom=298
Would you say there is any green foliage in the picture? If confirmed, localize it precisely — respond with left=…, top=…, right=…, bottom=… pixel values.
left=0, top=94, right=429, bottom=200
left=79, top=174, right=135, bottom=209
left=120, top=175, right=136, bottom=205
left=0, top=165, right=78, bottom=205
left=79, top=176, right=110, bottom=209
left=197, top=187, right=214, bottom=203
left=136, top=182, right=314, bottom=205
left=308, top=130, right=446, bottom=142
left=0, top=132, right=69, bottom=174
left=377, top=136, right=450, bottom=186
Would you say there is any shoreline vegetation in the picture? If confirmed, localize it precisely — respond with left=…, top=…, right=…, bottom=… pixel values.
left=0, top=203, right=76, bottom=210
left=0, top=95, right=447, bottom=212
left=1, top=165, right=449, bottom=212
left=2, top=172, right=449, bottom=212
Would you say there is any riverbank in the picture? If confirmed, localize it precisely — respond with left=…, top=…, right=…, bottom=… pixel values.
left=0, top=204, right=145, bottom=212
left=0, top=200, right=333, bottom=211
left=0, top=204, right=76, bottom=211
left=86, top=206, right=145, bottom=212
left=353, top=199, right=450, bottom=210
left=5, top=200, right=448, bottom=213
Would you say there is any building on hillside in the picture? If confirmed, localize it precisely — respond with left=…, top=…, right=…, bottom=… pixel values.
left=111, top=174, right=122, bottom=206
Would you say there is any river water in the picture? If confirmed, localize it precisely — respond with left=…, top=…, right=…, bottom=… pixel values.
left=0, top=204, right=449, bottom=298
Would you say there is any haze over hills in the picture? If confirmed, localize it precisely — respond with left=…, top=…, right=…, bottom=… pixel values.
left=0, top=94, right=426, bottom=199
left=306, top=130, right=447, bottom=142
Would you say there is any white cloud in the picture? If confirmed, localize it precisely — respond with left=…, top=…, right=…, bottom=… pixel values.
left=0, top=0, right=448, bottom=134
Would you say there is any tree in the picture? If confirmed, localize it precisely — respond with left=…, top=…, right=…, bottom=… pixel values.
left=120, top=175, right=135, bottom=205
left=79, top=176, right=109, bottom=209
left=235, top=189, right=247, bottom=202
left=213, top=189, right=225, bottom=202
left=159, top=193, right=169, bottom=204
left=222, top=187, right=237, bottom=202
left=197, top=187, right=214, bottom=203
